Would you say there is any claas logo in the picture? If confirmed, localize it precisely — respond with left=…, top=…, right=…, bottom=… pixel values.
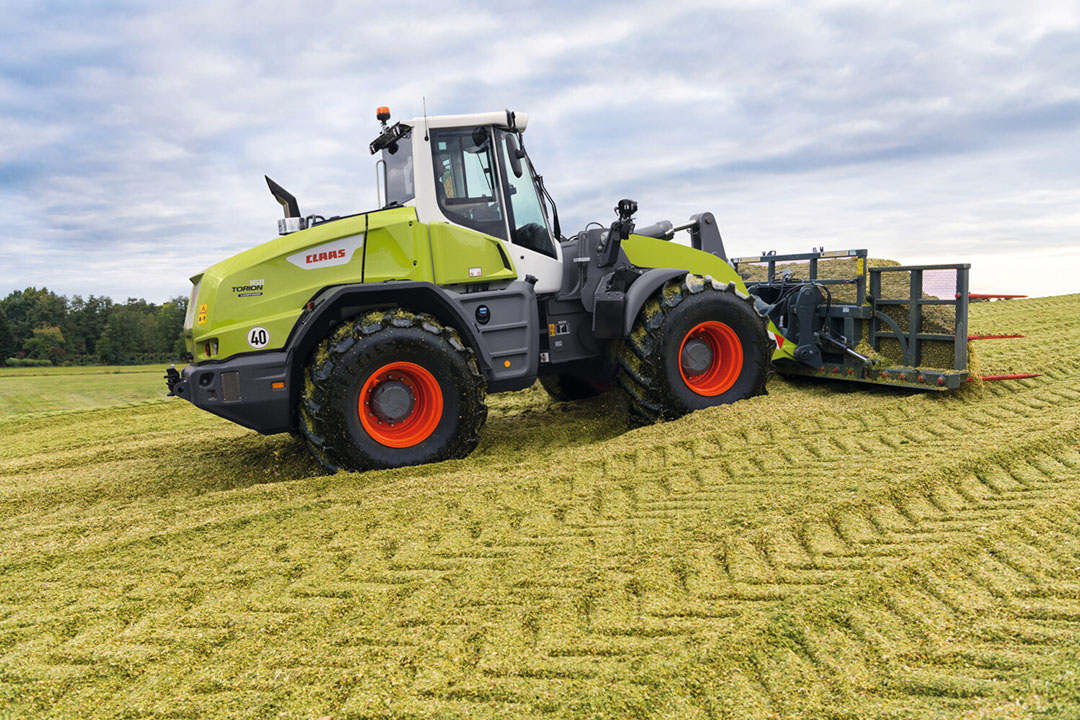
left=306, top=249, right=347, bottom=264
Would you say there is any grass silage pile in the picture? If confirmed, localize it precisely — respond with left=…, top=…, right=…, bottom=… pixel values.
left=0, top=295, right=1077, bottom=718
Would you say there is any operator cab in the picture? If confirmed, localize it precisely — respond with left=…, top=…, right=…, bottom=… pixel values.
left=371, top=109, right=564, bottom=294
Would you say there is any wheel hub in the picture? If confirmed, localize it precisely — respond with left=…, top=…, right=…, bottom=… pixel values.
left=680, top=337, right=713, bottom=376
left=370, top=380, right=415, bottom=423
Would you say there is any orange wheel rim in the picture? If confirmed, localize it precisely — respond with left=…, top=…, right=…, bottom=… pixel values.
left=358, top=362, right=443, bottom=448
left=678, top=321, right=743, bottom=396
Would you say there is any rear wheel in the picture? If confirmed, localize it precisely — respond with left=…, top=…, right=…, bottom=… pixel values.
left=614, top=274, right=770, bottom=422
left=299, top=310, right=487, bottom=471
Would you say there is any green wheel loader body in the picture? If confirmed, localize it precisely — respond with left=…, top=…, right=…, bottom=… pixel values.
left=186, top=207, right=518, bottom=362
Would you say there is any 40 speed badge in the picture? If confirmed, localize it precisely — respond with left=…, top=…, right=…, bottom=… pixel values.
left=247, top=326, right=270, bottom=349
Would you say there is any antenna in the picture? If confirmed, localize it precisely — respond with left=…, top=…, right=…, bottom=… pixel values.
left=423, top=96, right=429, bottom=141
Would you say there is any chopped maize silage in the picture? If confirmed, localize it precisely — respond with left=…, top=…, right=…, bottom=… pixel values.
left=876, top=337, right=968, bottom=370
left=0, top=296, right=1075, bottom=719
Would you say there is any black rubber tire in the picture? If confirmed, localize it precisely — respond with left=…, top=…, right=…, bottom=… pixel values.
left=299, top=309, right=487, bottom=472
left=538, top=373, right=607, bottom=402
left=613, top=274, right=770, bottom=423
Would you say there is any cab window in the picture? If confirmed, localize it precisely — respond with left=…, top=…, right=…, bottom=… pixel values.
left=430, top=127, right=507, bottom=240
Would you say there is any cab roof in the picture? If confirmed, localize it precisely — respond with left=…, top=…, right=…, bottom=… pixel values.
left=403, top=110, right=529, bottom=133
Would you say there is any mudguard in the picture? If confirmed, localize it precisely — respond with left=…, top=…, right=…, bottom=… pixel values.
left=620, top=268, right=685, bottom=337
left=286, top=280, right=538, bottom=393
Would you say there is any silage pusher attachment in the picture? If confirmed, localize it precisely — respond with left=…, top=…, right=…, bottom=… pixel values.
left=734, top=249, right=1039, bottom=388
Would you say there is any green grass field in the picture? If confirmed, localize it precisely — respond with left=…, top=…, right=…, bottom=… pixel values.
left=0, top=296, right=1078, bottom=718
left=0, top=365, right=168, bottom=417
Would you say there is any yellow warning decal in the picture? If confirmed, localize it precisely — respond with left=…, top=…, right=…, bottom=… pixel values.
left=548, top=323, right=556, bottom=337
left=197, top=304, right=207, bottom=325
left=857, top=258, right=865, bottom=276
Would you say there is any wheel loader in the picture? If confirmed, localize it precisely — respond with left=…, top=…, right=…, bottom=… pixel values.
left=166, top=108, right=972, bottom=471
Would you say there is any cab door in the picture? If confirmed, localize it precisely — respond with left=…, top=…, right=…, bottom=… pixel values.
left=493, top=130, right=563, bottom=294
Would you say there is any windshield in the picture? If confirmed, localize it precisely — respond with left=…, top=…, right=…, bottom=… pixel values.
left=497, top=130, right=556, bottom=258
left=430, top=127, right=507, bottom=240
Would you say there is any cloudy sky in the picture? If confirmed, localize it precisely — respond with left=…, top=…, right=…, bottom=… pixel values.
left=2, top=0, right=1078, bottom=301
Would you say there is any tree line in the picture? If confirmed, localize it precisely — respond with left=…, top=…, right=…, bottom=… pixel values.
left=0, top=287, right=188, bottom=366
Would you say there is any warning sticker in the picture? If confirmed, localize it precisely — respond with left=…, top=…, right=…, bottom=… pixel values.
left=549, top=321, right=571, bottom=337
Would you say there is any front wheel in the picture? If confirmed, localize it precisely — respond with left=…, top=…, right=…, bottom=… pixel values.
left=613, top=275, right=770, bottom=422
left=299, top=310, right=487, bottom=471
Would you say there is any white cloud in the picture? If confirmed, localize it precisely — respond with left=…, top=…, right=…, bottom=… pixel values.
left=0, top=0, right=1078, bottom=301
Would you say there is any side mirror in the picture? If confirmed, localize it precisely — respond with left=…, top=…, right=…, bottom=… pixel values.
left=504, top=134, right=525, bottom=178
left=467, top=126, right=490, bottom=154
